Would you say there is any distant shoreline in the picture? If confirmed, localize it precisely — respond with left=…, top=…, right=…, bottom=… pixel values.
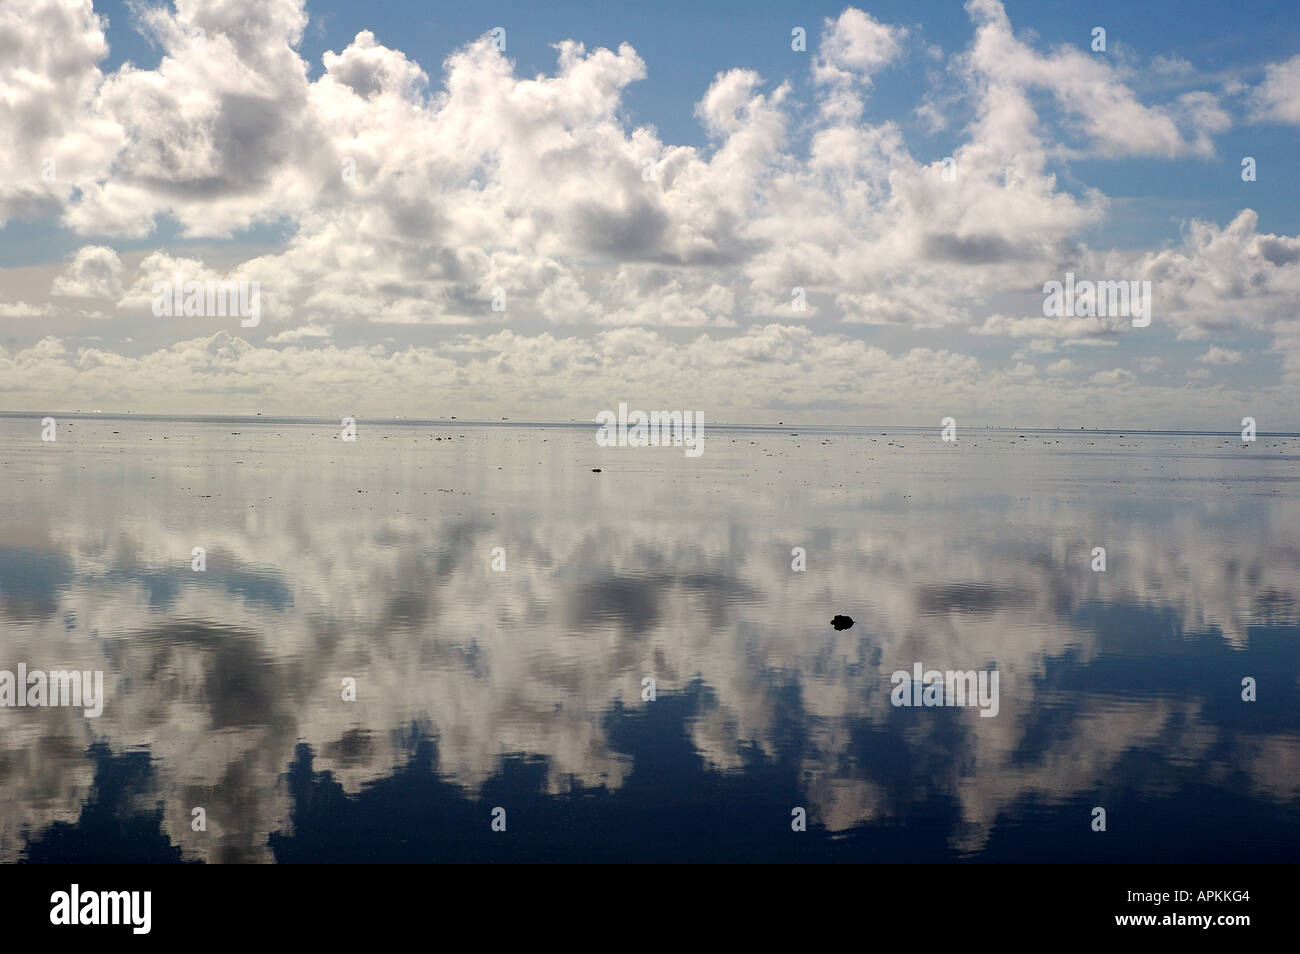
left=0, top=410, right=1296, bottom=438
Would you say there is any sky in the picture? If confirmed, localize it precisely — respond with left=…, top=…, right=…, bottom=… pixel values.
left=1, top=0, right=1298, bottom=426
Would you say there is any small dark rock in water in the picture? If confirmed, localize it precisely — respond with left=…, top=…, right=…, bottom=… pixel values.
left=591, top=468, right=601, bottom=473
left=830, top=615, right=854, bottom=631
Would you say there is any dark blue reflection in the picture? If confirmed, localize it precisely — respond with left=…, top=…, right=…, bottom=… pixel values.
left=20, top=744, right=190, bottom=864
left=270, top=686, right=883, bottom=863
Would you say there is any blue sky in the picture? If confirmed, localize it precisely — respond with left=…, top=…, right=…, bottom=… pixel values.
left=1, top=0, right=1298, bottom=425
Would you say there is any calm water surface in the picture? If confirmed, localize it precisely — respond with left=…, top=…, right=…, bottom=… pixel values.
left=1, top=416, right=1297, bottom=862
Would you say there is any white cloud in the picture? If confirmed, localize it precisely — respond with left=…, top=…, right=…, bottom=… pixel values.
left=1136, top=210, right=1300, bottom=340
left=1200, top=346, right=1243, bottom=365
left=0, top=299, right=58, bottom=319
left=812, top=9, right=908, bottom=121
left=267, top=323, right=332, bottom=344
left=961, top=0, right=1226, bottom=158
left=0, top=0, right=119, bottom=227
left=1251, top=54, right=1300, bottom=124
left=1090, top=368, right=1135, bottom=386
left=51, top=245, right=124, bottom=300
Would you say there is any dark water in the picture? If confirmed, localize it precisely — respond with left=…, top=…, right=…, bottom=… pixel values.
left=1, top=415, right=1297, bottom=862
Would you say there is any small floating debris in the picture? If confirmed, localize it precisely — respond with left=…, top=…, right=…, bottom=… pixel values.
left=830, top=615, right=854, bottom=631
left=591, top=468, right=602, bottom=473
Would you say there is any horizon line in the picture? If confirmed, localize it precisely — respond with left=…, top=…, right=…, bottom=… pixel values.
left=0, top=410, right=1295, bottom=438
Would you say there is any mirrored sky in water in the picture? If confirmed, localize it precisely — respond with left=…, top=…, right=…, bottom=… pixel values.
left=1, top=416, right=1297, bottom=862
